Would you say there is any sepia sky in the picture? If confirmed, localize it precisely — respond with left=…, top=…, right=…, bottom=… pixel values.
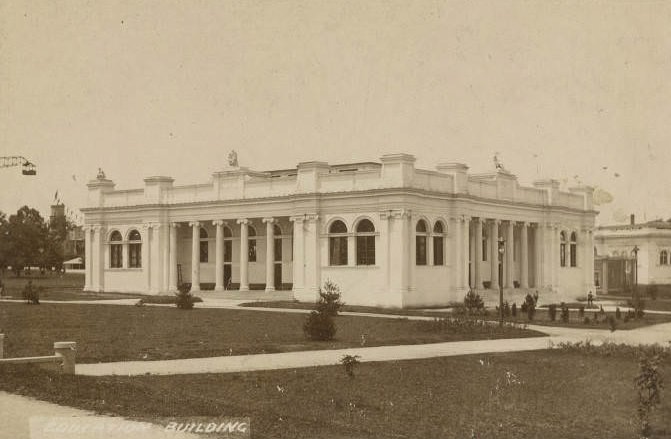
left=1, top=0, right=669, bottom=225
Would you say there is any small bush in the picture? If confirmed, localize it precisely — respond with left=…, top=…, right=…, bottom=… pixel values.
left=607, top=315, right=617, bottom=332
left=464, top=289, right=485, bottom=315
left=175, top=286, right=196, bottom=310
left=304, top=311, right=336, bottom=341
left=615, top=307, right=621, bottom=320
left=647, top=284, right=658, bottom=301
left=624, top=314, right=630, bottom=323
left=583, top=317, right=591, bottom=325
left=578, top=306, right=585, bottom=317
left=599, top=305, right=605, bottom=315
left=548, top=304, right=557, bottom=321
left=22, top=281, right=40, bottom=304
left=340, top=354, right=361, bottom=378
left=502, top=301, right=511, bottom=318
left=511, top=303, right=517, bottom=317
left=560, top=305, right=569, bottom=323
left=523, top=294, right=536, bottom=321
left=317, top=280, right=344, bottom=316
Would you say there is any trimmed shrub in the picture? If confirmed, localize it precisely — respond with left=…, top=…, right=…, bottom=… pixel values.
left=464, top=289, right=485, bottom=315
left=607, top=315, right=617, bottom=332
left=511, top=303, right=517, bottom=317
left=523, top=294, right=536, bottom=321
left=647, top=284, right=658, bottom=301
left=304, top=311, right=336, bottom=341
left=22, top=281, right=40, bottom=305
left=583, top=316, right=591, bottom=325
left=502, top=301, right=511, bottom=318
left=560, top=305, right=569, bottom=323
left=548, top=304, right=557, bottom=321
left=615, top=307, right=621, bottom=320
left=578, top=306, right=585, bottom=317
left=340, top=354, right=361, bottom=378
left=317, top=280, right=344, bottom=316
left=175, top=284, right=196, bottom=310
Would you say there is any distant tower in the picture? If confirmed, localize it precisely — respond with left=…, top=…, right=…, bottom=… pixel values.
left=50, top=204, right=65, bottom=223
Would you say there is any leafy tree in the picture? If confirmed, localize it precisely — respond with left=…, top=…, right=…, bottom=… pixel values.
left=4, top=206, right=48, bottom=275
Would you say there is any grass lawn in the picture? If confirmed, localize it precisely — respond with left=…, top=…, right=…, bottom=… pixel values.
left=0, top=272, right=145, bottom=301
left=240, top=300, right=454, bottom=317
left=1, top=348, right=669, bottom=438
left=503, top=308, right=671, bottom=330
left=0, top=303, right=540, bottom=363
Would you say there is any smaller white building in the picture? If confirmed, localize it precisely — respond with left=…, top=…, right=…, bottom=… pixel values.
left=595, top=216, right=671, bottom=292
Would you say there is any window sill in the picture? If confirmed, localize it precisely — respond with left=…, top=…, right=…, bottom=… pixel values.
left=106, top=268, right=143, bottom=272
left=324, top=265, right=380, bottom=269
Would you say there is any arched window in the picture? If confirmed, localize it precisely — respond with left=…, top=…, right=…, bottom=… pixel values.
left=329, top=220, right=348, bottom=265
left=660, top=250, right=668, bottom=265
left=128, top=229, right=142, bottom=268
left=416, top=220, right=428, bottom=265
left=433, top=221, right=445, bottom=265
left=356, top=219, right=375, bottom=265
left=559, top=231, right=567, bottom=267
left=248, top=225, right=257, bottom=262
left=199, top=228, right=209, bottom=263
left=109, top=231, right=122, bottom=268
left=570, top=232, right=577, bottom=267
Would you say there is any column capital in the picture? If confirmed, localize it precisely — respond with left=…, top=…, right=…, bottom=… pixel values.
left=170, top=222, right=181, bottom=228
left=213, top=220, right=226, bottom=227
left=290, top=215, right=305, bottom=223
left=82, top=225, right=93, bottom=232
left=461, top=215, right=471, bottom=223
left=92, top=224, right=104, bottom=232
left=188, top=221, right=200, bottom=228
left=236, top=218, right=249, bottom=225
left=262, top=217, right=276, bottom=224
left=379, top=211, right=392, bottom=220
left=489, top=219, right=501, bottom=225
left=304, top=213, right=319, bottom=223
left=474, top=217, right=485, bottom=224
left=521, top=221, right=530, bottom=227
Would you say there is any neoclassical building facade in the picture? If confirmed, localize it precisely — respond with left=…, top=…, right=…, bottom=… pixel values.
left=595, top=216, right=671, bottom=292
left=81, top=153, right=596, bottom=307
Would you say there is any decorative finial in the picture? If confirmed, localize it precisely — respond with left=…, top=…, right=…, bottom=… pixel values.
left=493, top=152, right=507, bottom=173
left=227, top=150, right=239, bottom=168
left=97, top=168, right=106, bottom=180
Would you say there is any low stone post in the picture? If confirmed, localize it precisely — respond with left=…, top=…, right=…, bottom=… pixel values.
left=54, top=341, right=76, bottom=374
left=0, top=334, right=4, bottom=358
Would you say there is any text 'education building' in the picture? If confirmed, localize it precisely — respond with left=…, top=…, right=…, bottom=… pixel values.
left=81, top=153, right=596, bottom=307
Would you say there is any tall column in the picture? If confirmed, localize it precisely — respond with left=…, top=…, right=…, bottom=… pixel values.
left=237, top=219, right=249, bottom=291
left=263, top=218, right=275, bottom=292
left=552, top=223, right=559, bottom=291
left=388, top=209, right=411, bottom=306
left=474, top=219, right=483, bottom=290
left=469, top=220, right=476, bottom=287
left=379, top=212, right=391, bottom=293
left=408, top=214, right=416, bottom=293
left=291, top=216, right=305, bottom=295
left=169, top=223, right=179, bottom=292
left=602, top=259, right=609, bottom=294
left=489, top=220, right=500, bottom=289
left=304, top=214, right=321, bottom=295
left=451, top=217, right=461, bottom=291
left=83, top=226, right=92, bottom=290
left=520, top=222, right=529, bottom=288
left=534, top=223, right=543, bottom=289
left=142, top=224, right=151, bottom=293
left=585, top=228, right=595, bottom=292
left=214, top=220, right=225, bottom=292
left=150, top=224, right=161, bottom=293
left=505, top=221, right=514, bottom=288
left=461, top=216, right=470, bottom=291
left=189, top=221, right=200, bottom=293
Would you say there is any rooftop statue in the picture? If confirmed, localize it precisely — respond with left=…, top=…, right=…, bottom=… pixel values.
left=227, top=150, right=239, bottom=168
left=493, top=153, right=509, bottom=173
left=96, top=168, right=106, bottom=180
